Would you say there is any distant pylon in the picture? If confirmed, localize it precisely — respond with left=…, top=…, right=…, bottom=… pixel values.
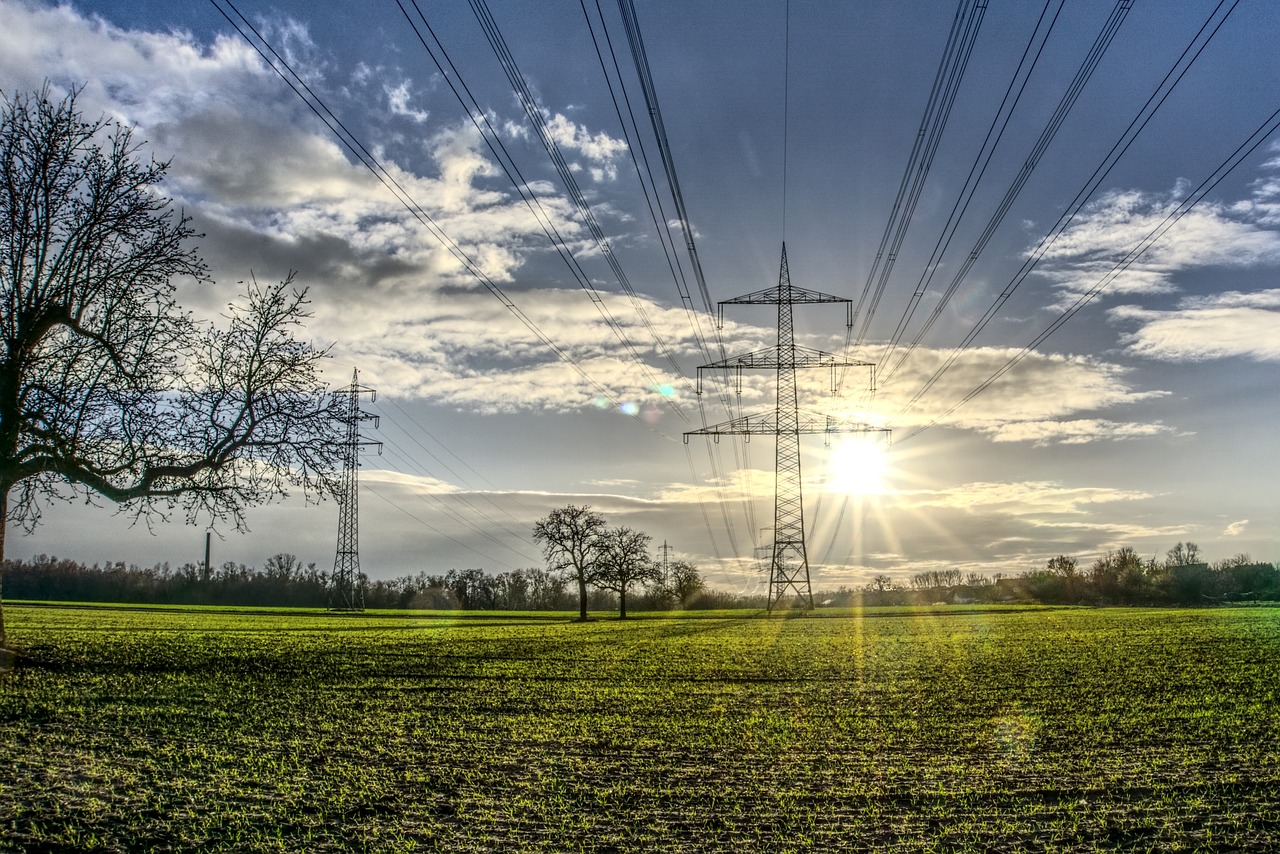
left=331, top=368, right=381, bottom=611
left=685, top=244, right=890, bottom=611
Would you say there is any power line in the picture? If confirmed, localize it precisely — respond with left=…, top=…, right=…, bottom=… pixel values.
left=874, top=0, right=1064, bottom=382
left=371, top=438, right=539, bottom=565
left=616, top=0, right=714, bottom=317
left=210, top=0, right=664, bottom=435
left=371, top=406, right=541, bottom=554
left=900, top=96, right=1280, bottom=443
left=895, top=0, right=1235, bottom=415
left=890, top=0, right=1135, bottom=406
left=397, top=0, right=693, bottom=426
left=848, top=0, right=988, bottom=347
left=364, top=482, right=527, bottom=571
left=583, top=0, right=758, bottom=566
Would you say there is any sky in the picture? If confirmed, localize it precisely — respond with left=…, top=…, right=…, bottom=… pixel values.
left=2, top=0, right=1278, bottom=592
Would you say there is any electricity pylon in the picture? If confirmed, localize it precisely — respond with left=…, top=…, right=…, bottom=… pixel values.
left=331, top=368, right=381, bottom=611
left=685, top=244, right=889, bottom=611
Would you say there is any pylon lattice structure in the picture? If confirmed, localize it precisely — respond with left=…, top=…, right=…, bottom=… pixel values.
left=686, top=244, right=890, bottom=611
left=331, top=369, right=381, bottom=611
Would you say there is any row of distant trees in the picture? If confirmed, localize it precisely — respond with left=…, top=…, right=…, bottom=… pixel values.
left=5, top=540, right=1272, bottom=612
left=846, top=542, right=1278, bottom=607
left=0, top=554, right=721, bottom=612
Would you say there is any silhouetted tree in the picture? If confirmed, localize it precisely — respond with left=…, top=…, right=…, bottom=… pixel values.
left=533, top=505, right=606, bottom=620
left=665, top=560, right=707, bottom=609
left=595, top=526, right=657, bottom=619
left=0, top=86, right=341, bottom=645
left=1046, top=555, right=1081, bottom=600
left=1166, top=542, right=1202, bottom=567
left=524, top=566, right=571, bottom=610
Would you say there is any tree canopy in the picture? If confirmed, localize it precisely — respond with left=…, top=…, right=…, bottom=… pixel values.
left=594, top=526, right=656, bottom=619
left=0, top=86, right=341, bottom=644
left=532, top=504, right=606, bottom=620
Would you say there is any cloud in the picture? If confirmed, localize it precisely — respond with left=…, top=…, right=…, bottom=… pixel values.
left=0, top=2, right=673, bottom=409
left=862, top=346, right=1167, bottom=441
left=1224, top=519, right=1249, bottom=537
left=973, top=418, right=1182, bottom=446
left=898, top=480, right=1153, bottom=516
left=385, top=80, right=428, bottom=123
left=1110, top=290, right=1280, bottom=362
left=10, top=2, right=1172, bottom=439
left=544, top=112, right=628, bottom=181
left=1036, top=186, right=1280, bottom=302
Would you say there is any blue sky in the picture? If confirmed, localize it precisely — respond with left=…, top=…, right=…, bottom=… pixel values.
left=2, top=0, right=1278, bottom=590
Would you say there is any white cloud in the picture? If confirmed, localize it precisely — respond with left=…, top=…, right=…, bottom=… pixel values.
left=0, top=0, right=1186, bottom=437
left=864, top=346, right=1167, bottom=440
left=544, top=112, right=627, bottom=181
left=900, top=480, right=1153, bottom=516
left=1110, top=289, right=1280, bottom=362
left=974, top=418, right=1182, bottom=446
left=0, top=2, right=672, bottom=411
left=385, top=80, right=428, bottom=123
left=1224, top=519, right=1249, bottom=537
left=1037, top=186, right=1280, bottom=302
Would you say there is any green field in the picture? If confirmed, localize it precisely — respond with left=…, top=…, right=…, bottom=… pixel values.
left=2, top=603, right=1278, bottom=852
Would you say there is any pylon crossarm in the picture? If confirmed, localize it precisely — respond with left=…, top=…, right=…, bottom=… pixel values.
left=720, top=285, right=852, bottom=306
left=699, top=346, right=875, bottom=371
left=685, top=413, right=890, bottom=438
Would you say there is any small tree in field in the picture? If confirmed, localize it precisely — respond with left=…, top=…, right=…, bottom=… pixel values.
left=0, top=86, right=341, bottom=646
left=595, top=526, right=657, bottom=619
left=532, top=505, right=606, bottom=620
left=665, top=560, right=706, bottom=609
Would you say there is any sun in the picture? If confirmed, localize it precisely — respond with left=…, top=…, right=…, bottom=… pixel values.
left=826, top=436, right=891, bottom=495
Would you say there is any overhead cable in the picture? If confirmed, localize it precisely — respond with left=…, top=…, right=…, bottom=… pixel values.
left=901, top=95, right=1280, bottom=443
left=849, top=0, right=988, bottom=347
left=210, top=0, right=662, bottom=435
left=897, top=0, right=1236, bottom=414
left=875, top=0, right=1064, bottom=380
left=398, top=0, right=691, bottom=424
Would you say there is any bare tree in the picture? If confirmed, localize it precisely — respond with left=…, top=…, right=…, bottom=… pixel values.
left=0, top=86, right=341, bottom=645
left=665, top=560, right=706, bottom=609
left=532, top=505, right=606, bottom=620
left=1165, top=542, right=1202, bottom=567
left=595, top=526, right=656, bottom=619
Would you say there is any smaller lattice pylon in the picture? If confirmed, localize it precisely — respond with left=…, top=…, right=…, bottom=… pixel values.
left=331, top=368, right=381, bottom=611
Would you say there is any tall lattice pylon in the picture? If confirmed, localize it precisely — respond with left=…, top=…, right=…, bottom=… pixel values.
left=331, top=369, right=381, bottom=611
left=686, top=244, right=889, bottom=611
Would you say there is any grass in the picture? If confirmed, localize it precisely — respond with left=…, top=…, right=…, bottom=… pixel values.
left=1, top=603, right=1278, bottom=851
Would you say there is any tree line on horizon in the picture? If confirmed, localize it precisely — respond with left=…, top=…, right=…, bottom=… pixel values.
left=4, top=541, right=1274, bottom=612
left=848, top=542, right=1278, bottom=607
left=0, top=553, right=731, bottom=611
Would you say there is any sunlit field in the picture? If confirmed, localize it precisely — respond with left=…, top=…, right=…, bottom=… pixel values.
left=2, top=603, right=1279, bottom=852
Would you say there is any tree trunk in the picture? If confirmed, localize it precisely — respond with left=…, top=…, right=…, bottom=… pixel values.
left=577, top=576, right=588, bottom=621
left=0, top=488, right=7, bottom=647
left=619, top=588, right=627, bottom=619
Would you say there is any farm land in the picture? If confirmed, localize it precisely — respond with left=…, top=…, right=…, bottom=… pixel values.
left=2, top=603, right=1279, bottom=852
